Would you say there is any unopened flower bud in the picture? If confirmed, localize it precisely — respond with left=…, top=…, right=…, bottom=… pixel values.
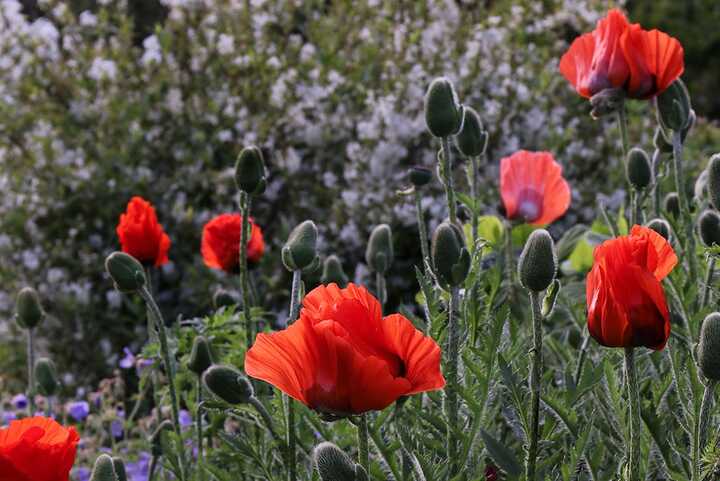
left=699, top=313, right=720, bottom=380
left=212, top=288, right=237, bottom=309
left=105, top=252, right=146, bottom=293
left=282, top=220, right=319, bottom=271
left=699, top=210, right=720, bottom=247
left=150, top=420, right=174, bottom=457
left=626, top=147, right=652, bottom=190
left=707, top=154, right=720, bottom=210
left=455, top=107, right=488, bottom=157
left=424, top=77, right=463, bottom=138
left=15, top=287, right=43, bottom=330
left=664, top=193, right=680, bottom=218
left=365, top=224, right=394, bottom=274
left=645, top=218, right=671, bottom=241
left=321, top=255, right=349, bottom=287
left=589, top=88, right=624, bottom=118
left=431, top=222, right=470, bottom=288
left=518, top=229, right=557, bottom=292
left=234, top=145, right=266, bottom=195
left=653, top=127, right=673, bottom=153
left=89, top=454, right=118, bottom=481
left=314, top=442, right=361, bottom=481
left=202, top=365, right=253, bottom=405
left=112, top=457, right=127, bottom=481
left=656, top=79, right=692, bottom=133
left=408, top=166, right=433, bottom=187
left=188, top=336, right=214, bottom=376
left=34, top=357, right=58, bottom=397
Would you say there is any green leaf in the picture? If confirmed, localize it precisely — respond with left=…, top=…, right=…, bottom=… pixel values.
left=568, top=238, right=594, bottom=273
left=477, top=215, right=505, bottom=248
left=511, top=223, right=536, bottom=247
left=480, top=429, right=523, bottom=479
left=556, top=224, right=588, bottom=260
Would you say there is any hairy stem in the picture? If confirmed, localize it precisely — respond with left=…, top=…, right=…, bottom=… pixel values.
left=525, top=290, right=543, bottom=481
left=701, top=257, right=716, bottom=310
left=26, top=328, right=35, bottom=415
left=445, top=287, right=460, bottom=475
left=672, top=130, right=698, bottom=281
left=196, top=378, right=205, bottom=481
left=284, top=269, right=302, bottom=481
left=624, top=347, right=641, bottom=481
left=414, top=190, right=431, bottom=270
left=693, top=380, right=717, bottom=481
left=249, top=396, right=283, bottom=444
left=376, top=272, right=386, bottom=312
left=358, top=414, right=370, bottom=473
left=440, top=137, right=457, bottom=224
left=239, top=192, right=254, bottom=351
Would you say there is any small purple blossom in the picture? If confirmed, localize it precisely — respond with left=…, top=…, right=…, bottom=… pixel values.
left=125, top=452, right=151, bottom=481
left=3, top=411, right=17, bottom=425
left=11, top=394, right=28, bottom=410
left=73, top=466, right=91, bottom=481
left=119, top=347, right=135, bottom=369
left=111, top=419, right=124, bottom=439
left=67, top=400, right=90, bottom=422
left=179, top=409, right=192, bottom=429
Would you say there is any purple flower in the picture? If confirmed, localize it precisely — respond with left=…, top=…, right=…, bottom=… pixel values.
left=136, top=357, right=154, bottom=374
left=73, top=466, right=91, bottom=481
left=3, top=411, right=17, bottom=425
left=11, top=394, right=28, bottom=410
left=111, top=419, right=124, bottom=440
left=125, top=452, right=151, bottom=481
left=179, top=409, right=192, bottom=429
left=67, top=401, right=90, bottom=422
left=119, top=347, right=135, bottom=369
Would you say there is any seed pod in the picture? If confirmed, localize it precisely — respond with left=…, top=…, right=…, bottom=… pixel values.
left=112, top=457, right=127, bottom=481
left=15, top=287, right=43, bottom=330
left=150, top=420, right=174, bottom=457
left=664, top=193, right=680, bottom=218
left=320, top=255, right=349, bottom=287
left=656, top=79, right=692, bottom=133
left=645, top=218, right=671, bottom=241
left=365, top=224, right=394, bottom=274
left=89, top=454, right=118, bottom=481
left=424, top=77, right=463, bottom=138
left=698, top=313, right=720, bottom=380
left=105, top=252, right=146, bottom=293
left=34, top=357, right=58, bottom=397
left=455, top=106, right=488, bottom=157
left=234, top=145, right=266, bottom=195
left=653, top=127, right=673, bottom=154
left=431, top=222, right=470, bottom=288
left=626, top=147, right=652, bottom=190
left=188, top=336, right=214, bottom=376
left=408, top=166, right=433, bottom=187
left=707, top=154, right=720, bottom=210
left=589, top=87, right=624, bottom=118
left=518, top=229, right=557, bottom=292
left=313, top=442, right=358, bottom=481
left=202, top=365, right=254, bottom=405
left=699, top=210, right=720, bottom=247
left=282, top=220, right=319, bottom=271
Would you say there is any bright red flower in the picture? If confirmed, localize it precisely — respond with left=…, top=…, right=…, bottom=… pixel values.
left=0, top=416, right=79, bottom=481
left=559, top=9, right=684, bottom=100
left=500, top=150, right=570, bottom=226
left=201, top=213, right=264, bottom=273
left=245, top=283, right=445, bottom=416
left=116, top=196, right=171, bottom=267
left=586, top=225, right=678, bottom=350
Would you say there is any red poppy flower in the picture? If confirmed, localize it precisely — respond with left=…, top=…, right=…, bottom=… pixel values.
left=116, top=196, right=171, bottom=267
left=559, top=9, right=684, bottom=100
left=0, top=416, right=79, bottom=481
left=500, top=150, right=570, bottom=225
left=245, top=283, right=445, bottom=416
left=201, top=213, right=264, bottom=273
left=586, top=225, right=678, bottom=350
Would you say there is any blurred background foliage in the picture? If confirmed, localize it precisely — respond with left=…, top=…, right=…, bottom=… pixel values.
left=0, top=0, right=718, bottom=391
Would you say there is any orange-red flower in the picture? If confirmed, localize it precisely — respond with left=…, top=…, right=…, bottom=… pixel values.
left=500, top=150, right=570, bottom=225
left=0, top=416, right=79, bottom=481
left=586, top=225, right=678, bottom=350
left=245, top=283, right=445, bottom=416
left=201, top=213, right=264, bottom=273
left=559, top=9, right=684, bottom=100
left=116, top=196, right=171, bottom=267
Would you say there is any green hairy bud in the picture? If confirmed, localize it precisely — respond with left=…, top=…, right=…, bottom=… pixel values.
left=424, top=77, right=463, bottom=138
left=431, top=222, right=470, bottom=288
left=664, top=193, right=680, bottom=218
left=518, top=229, right=557, bottom=292
left=321, top=255, right=349, bottom=287
left=34, top=357, right=59, bottom=397
left=645, top=218, right=672, bottom=241
left=234, top=145, right=266, bottom=195
left=455, top=106, right=488, bottom=157
left=188, top=336, right=214, bottom=376
left=314, top=442, right=363, bottom=481
left=698, top=313, right=720, bottom=380
left=656, top=79, right=692, bottom=133
left=112, top=458, right=127, bottom=481
left=653, top=127, right=673, bottom=154
left=89, top=454, right=118, bottom=481
left=408, top=166, right=433, bottom=187
left=699, top=210, right=720, bottom=247
left=282, top=220, right=319, bottom=271
left=202, top=364, right=254, bottom=405
left=626, top=147, right=652, bottom=190
left=15, top=287, right=43, bottom=330
left=105, top=252, right=146, bottom=293
left=707, top=154, right=720, bottom=210
left=365, top=224, right=394, bottom=274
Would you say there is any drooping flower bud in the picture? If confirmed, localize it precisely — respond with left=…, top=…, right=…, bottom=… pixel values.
left=105, top=252, right=146, bottom=293
left=656, top=79, right=692, bottom=133
left=188, top=336, right=214, bottom=376
left=455, top=106, right=488, bottom=157
left=645, top=218, right=672, bottom=241
left=15, top=287, right=43, bottom=330
left=234, top=145, right=266, bottom=195
left=518, top=229, right=557, bottom=292
left=408, top=166, right=433, bottom=187
left=707, top=154, right=720, bottom=210
left=282, top=220, right=319, bottom=272
left=89, top=454, right=118, bottom=481
left=34, top=357, right=59, bottom=397
left=698, top=313, right=720, bottom=380
left=424, top=77, right=463, bottom=138
left=589, top=87, right=624, bottom=118
left=212, top=288, right=237, bottom=309
left=202, top=365, right=253, bottom=405
left=626, top=147, right=652, bottom=190
left=150, top=420, right=174, bottom=457
left=699, top=210, right=720, bottom=247
left=365, top=224, right=394, bottom=274
left=664, top=193, right=680, bottom=218
left=431, top=222, right=470, bottom=288
left=313, top=442, right=363, bottom=481
left=112, top=457, right=127, bottom=481
left=653, top=127, right=673, bottom=154
left=320, top=255, right=349, bottom=287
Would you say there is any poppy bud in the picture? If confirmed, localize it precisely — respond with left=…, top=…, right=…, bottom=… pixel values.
left=653, top=127, right=673, bottom=154
left=105, top=252, right=146, bottom=293
left=455, top=106, right=488, bottom=157
left=202, top=364, right=253, bottom=405
left=518, top=229, right=557, bottom=292
left=626, top=147, right=652, bottom=190
left=699, top=313, right=720, bottom=380
left=664, top=193, right=680, bottom=218
left=112, top=458, right=127, bottom=481
left=15, top=287, right=43, bottom=330
left=431, top=222, right=470, bottom=288
left=409, top=166, right=433, bottom=187
left=424, top=77, right=464, bottom=138
left=89, top=454, right=118, bottom=481
left=150, top=420, right=174, bottom=457
left=589, top=87, right=624, bottom=118
left=234, top=145, right=266, bottom=195
left=212, top=288, right=237, bottom=309
left=188, top=336, right=214, bottom=376
left=34, top=357, right=58, bottom=397
left=365, top=224, right=394, bottom=274
left=646, top=218, right=672, bottom=241
left=313, top=442, right=362, bottom=481
left=282, top=220, right=319, bottom=272
left=699, top=210, right=720, bottom=247
left=320, top=255, right=349, bottom=287
left=656, top=79, right=692, bottom=133
left=707, top=154, right=720, bottom=210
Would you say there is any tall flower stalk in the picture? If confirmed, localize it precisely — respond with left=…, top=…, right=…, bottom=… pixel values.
left=624, top=347, right=641, bottom=481
left=15, top=287, right=44, bottom=415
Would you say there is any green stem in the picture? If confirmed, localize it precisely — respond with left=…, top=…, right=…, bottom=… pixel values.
left=624, top=347, right=641, bottom=481
left=617, top=102, right=629, bottom=160
left=525, top=290, right=543, bottom=481
left=249, top=396, right=283, bottom=444
left=599, top=202, right=619, bottom=238
left=148, top=455, right=159, bottom=481
left=693, top=380, right=717, bottom=481
left=26, top=328, right=35, bottom=415
left=440, top=137, right=457, bottom=224
left=239, top=192, right=254, bottom=351
left=505, top=222, right=514, bottom=285
left=651, top=149, right=662, bottom=217
left=376, top=272, right=386, bottom=312
left=672, top=130, right=698, bottom=281
left=470, top=154, right=480, bottom=243
left=573, top=331, right=590, bottom=387
left=196, top=378, right=205, bottom=481
left=445, top=287, right=460, bottom=475
left=630, top=190, right=637, bottom=227
left=414, top=190, right=431, bottom=270
left=284, top=269, right=302, bottom=481
left=357, top=414, right=370, bottom=473
left=701, top=257, right=716, bottom=310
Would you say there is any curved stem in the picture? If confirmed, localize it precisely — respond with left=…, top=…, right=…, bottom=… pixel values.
left=525, top=290, right=543, bottom=481
left=445, top=287, right=460, bottom=475
left=599, top=202, right=619, bottom=238
left=249, top=396, right=283, bottom=444
left=693, top=380, right=717, bottom=481
left=148, top=455, right=159, bottom=481
left=414, top=190, right=431, bottom=269
left=440, top=137, right=457, bottom=224
left=357, top=414, right=370, bottom=473
left=26, top=328, right=35, bottom=415
left=701, top=258, right=716, bottom=310
left=284, top=269, right=302, bottom=481
left=573, top=331, right=590, bottom=387
left=624, top=347, right=641, bottom=481
left=630, top=190, right=637, bottom=227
